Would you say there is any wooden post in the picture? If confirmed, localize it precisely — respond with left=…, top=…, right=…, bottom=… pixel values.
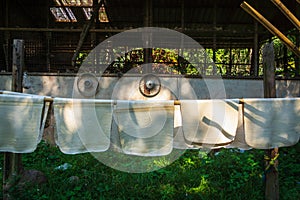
left=71, top=0, right=101, bottom=67
left=252, top=22, right=259, bottom=76
left=143, top=0, right=153, bottom=74
left=3, top=39, right=25, bottom=199
left=181, top=0, right=184, bottom=30
left=262, top=42, right=279, bottom=200
left=212, top=1, right=217, bottom=75
left=296, top=33, right=300, bottom=76
left=46, top=0, right=51, bottom=72
left=3, top=0, right=10, bottom=71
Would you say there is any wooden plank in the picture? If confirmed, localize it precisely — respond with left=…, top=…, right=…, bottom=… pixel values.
left=241, top=1, right=300, bottom=57
left=3, top=39, right=25, bottom=200
left=262, top=42, right=279, bottom=200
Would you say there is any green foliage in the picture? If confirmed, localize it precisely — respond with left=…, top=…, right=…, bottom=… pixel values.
left=272, top=36, right=298, bottom=78
left=0, top=142, right=299, bottom=199
left=75, top=33, right=300, bottom=78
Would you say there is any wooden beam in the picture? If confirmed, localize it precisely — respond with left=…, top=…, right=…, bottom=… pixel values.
left=71, top=1, right=102, bottom=67
left=241, top=1, right=300, bottom=57
left=296, top=32, right=300, bottom=76
left=270, top=0, right=300, bottom=30
left=3, top=39, right=25, bottom=200
left=181, top=0, right=185, bottom=30
left=144, top=0, right=153, bottom=27
left=0, top=25, right=262, bottom=35
left=0, top=27, right=127, bottom=33
left=253, top=22, right=259, bottom=76
left=263, top=43, right=276, bottom=98
left=262, top=42, right=279, bottom=200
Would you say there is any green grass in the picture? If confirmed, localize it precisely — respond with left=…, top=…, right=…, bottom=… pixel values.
left=1, top=141, right=299, bottom=199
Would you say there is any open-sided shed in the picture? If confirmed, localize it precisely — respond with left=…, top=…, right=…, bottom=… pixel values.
left=0, top=0, right=299, bottom=74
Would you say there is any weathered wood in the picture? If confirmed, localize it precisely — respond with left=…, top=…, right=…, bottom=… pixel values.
left=143, top=0, right=153, bottom=74
left=241, top=1, right=300, bottom=57
left=0, top=27, right=127, bottom=33
left=144, top=0, right=153, bottom=27
left=296, top=33, right=300, bottom=76
left=262, top=43, right=279, bottom=200
left=181, top=0, right=185, bottom=30
left=252, top=22, right=259, bottom=76
left=3, top=39, right=25, bottom=200
left=263, top=43, right=276, bottom=98
left=271, top=0, right=300, bottom=30
left=71, top=1, right=104, bottom=67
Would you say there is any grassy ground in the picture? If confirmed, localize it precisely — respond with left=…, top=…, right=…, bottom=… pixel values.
left=0, top=141, right=299, bottom=200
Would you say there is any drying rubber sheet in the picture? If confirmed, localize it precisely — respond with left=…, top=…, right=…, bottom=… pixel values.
left=113, top=100, right=174, bottom=156
left=54, top=98, right=113, bottom=154
left=180, top=99, right=240, bottom=148
left=243, top=98, right=300, bottom=149
left=0, top=94, right=45, bottom=153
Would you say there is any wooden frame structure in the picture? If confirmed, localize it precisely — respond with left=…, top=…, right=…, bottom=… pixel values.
left=0, top=0, right=299, bottom=76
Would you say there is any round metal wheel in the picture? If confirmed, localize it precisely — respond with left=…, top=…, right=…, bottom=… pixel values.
left=139, top=74, right=161, bottom=97
left=77, top=73, right=99, bottom=97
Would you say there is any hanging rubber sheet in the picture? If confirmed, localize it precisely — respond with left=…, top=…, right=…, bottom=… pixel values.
left=0, top=90, right=299, bottom=155
left=0, top=94, right=46, bottom=153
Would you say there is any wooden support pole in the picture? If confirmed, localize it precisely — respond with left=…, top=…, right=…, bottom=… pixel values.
left=252, top=22, right=259, bottom=76
left=241, top=1, right=300, bottom=57
left=296, top=33, right=300, bottom=76
left=46, top=0, right=51, bottom=72
left=270, top=0, right=300, bottom=30
left=262, top=42, right=279, bottom=200
left=143, top=0, right=153, bottom=74
left=212, top=1, right=217, bottom=75
left=3, top=0, right=9, bottom=72
left=71, top=1, right=101, bottom=67
left=181, top=0, right=185, bottom=30
left=3, top=39, right=25, bottom=200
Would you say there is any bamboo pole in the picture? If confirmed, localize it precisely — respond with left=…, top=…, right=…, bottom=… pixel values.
left=241, top=1, right=300, bottom=57
left=270, top=0, right=300, bottom=30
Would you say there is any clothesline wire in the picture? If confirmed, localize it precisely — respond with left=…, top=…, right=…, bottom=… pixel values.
left=14, top=96, right=246, bottom=106
left=4, top=90, right=296, bottom=106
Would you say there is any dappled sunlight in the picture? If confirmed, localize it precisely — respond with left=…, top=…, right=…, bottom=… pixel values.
left=0, top=95, right=44, bottom=153
left=185, top=176, right=211, bottom=196
left=39, top=76, right=62, bottom=97
left=53, top=98, right=113, bottom=154
left=63, top=101, right=81, bottom=133
left=243, top=98, right=300, bottom=149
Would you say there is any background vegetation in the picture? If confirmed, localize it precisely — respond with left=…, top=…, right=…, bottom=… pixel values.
left=79, top=34, right=300, bottom=78
left=0, top=141, right=299, bottom=199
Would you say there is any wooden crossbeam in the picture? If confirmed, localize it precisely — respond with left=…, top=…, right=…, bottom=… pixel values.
left=270, top=0, right=300, bottom=30
left=241, top=1, right=300, bottom=57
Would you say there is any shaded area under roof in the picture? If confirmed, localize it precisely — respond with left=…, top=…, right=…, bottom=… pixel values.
left=104, top=0, right=300, bottom=48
